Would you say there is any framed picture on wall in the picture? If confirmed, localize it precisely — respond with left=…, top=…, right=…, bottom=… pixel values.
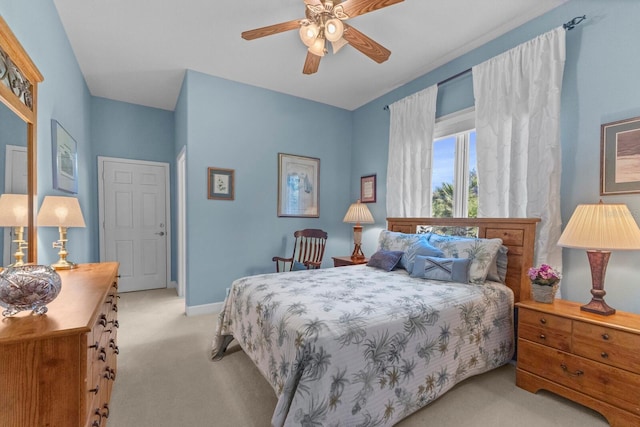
left=360, top=174, right=377, bottom=203
left=601, top=116, right=640, bottom=195
left=207, top=167, right=235, bottom=200
left=51, top=119, right=78, bottom=194
left=277, top=153, right=320, bottom=217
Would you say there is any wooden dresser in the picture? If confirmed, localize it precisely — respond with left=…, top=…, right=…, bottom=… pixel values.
left=0, top=262, right=120, bottom=427
left=516, top=299, right=640, bottom=426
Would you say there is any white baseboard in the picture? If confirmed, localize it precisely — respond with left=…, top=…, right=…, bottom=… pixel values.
left=168, top=280, right=178, bottom=289
left=185, top=301, right=223, bottom=316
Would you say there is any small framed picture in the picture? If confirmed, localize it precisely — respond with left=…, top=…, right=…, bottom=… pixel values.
left=601, top=116, right=640, bottom=195
left=207, top=167, right=234, bottom=200
left=51, top=120, right=78, bottom=194
left=277, top=153, right=320, bottom=217
left=360, top=174, right=377, bottom=203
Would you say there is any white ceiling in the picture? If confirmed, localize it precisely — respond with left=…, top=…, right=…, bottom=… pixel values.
left=52, top=0, right=567, bottom=111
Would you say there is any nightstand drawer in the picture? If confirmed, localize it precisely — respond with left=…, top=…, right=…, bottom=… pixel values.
left=573, top=321, right=640, bottom=374
left=518, top=339, right=640, bottom=416
left=518, top=308, right=571, bottom=351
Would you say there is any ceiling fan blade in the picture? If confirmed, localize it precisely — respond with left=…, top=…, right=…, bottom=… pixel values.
left=339, top=0, right=404, bottom=19
left=342, top=23, right=390, bottom=63
left=241, top=19, right=301, bottom=40
left=303, top=51, right=322, bottom=74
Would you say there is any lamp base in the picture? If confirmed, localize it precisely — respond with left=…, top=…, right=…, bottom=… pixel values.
left=51, top=259, right=78, bottom=270
left=582, top=250, right=615, bottom=316
left=351, top=243, right=365, bottom=261
left=581, top=299, right=616, bottom=315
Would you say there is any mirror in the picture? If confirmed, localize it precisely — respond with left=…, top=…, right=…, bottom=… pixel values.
left=0, top=17, right=43, bottom=265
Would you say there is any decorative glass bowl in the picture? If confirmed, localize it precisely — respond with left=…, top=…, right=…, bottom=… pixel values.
left=0, top=265, right=62, bottom=316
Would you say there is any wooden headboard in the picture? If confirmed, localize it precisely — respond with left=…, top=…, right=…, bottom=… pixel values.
left=387, top=217, right=540, bottom=303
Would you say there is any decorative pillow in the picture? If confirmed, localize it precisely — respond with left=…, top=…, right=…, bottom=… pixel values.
left=291, top=261, right=307, bottom=271
left=428, top=234, right=503, bottom=284
left=377, top=230, right=429, bottom=270
left=367, top=250, right=404, bottom=271
left=404, top=240, right=444, bottom=273
left=486, top=245, right=509, bottom=283
left=411, top=256, right=471, bottom=283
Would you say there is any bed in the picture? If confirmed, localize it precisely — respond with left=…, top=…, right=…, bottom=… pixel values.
left=211, top=217, right=539, bottom=426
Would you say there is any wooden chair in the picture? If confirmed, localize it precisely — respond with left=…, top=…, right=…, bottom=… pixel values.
left=272, top=229, right=328, bottom=272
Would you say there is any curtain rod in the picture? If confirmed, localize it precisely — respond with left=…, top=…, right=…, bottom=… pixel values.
left=383, top=15, right=587, bottom=111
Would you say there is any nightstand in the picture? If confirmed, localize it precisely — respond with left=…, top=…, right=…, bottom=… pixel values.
left=516, top=299, right=640, bottom=426
left=332, top=256, right=368, bottom=267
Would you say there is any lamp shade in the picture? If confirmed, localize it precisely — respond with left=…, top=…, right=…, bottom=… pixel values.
left=343, top=200, right=374, bottom=224
left=324, top=18, right=344, bottom=42
left=37, top=196, right=86, bottom=228
left=299, top=23, right=320, bottom=47
left=0, top=194, right=28, bottom=226
left=557, top=201, right=640, bottom=250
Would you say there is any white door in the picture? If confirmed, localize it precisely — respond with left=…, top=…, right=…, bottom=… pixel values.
left=3, top=145, right=27, bottom=266
left=98, top=157, right=170, bottom=292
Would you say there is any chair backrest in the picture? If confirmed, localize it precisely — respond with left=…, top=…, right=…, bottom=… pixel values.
left=273, top=229, right=328, bottom=272
left=292, top=228, right=328, bottom=267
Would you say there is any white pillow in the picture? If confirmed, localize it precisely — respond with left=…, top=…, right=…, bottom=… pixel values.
left=428, top=234, right=503, bottom=284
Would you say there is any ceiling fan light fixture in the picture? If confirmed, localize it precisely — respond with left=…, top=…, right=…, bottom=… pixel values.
left=308, top=36, right=326, bottom=57
left=299, top=22, right=320, bottom=47
left=324, top=18, right=344, bottom=42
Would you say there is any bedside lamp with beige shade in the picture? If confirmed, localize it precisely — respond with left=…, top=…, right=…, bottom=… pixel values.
left=557, top=200, right=640, bottom=315
left=343, top=200, right=374, bottom=261
left=37, top=196, right=86, bottom=270
left=0, top=194, right=29, bottom=266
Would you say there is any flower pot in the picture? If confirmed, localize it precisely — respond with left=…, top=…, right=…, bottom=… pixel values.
left=531, top=282, right=559, bottom=303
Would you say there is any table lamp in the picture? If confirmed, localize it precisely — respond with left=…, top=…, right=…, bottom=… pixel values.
left=343, top=199, right=374, bottom=260
left=37, top=196, right=86, bottom=270
left=557, top=200, right=640, bottom=315
left=0, top=194, right=29, bottom=266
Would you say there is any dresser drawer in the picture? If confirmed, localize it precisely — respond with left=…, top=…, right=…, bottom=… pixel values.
left=573, top=321, right=640, bottom=374
left=518, top=307, right=571, bottom=351
left=518, top=339, right=640, bottom=416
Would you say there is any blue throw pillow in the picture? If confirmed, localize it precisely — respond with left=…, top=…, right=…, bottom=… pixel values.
left=367, top=250, right=404, bottom=271
left=292, top=261, right=307, bottom=271
left=411, top=255, right=471, bottom=283
left=404, top=239, right=445, bottom=273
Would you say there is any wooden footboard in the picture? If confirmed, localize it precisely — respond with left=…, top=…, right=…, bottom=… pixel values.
left=386, top=217, right=539, bottom=303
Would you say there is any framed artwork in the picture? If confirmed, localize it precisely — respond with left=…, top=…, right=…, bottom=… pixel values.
left=360, top=174, right=377, bottom=203
left=207, top=167, right=235, bottom=200
left=277, top=153, right=320, bottom=217
left=51, top=119, right=78, bottom=194
left=601, top=116, right=640, bottom=195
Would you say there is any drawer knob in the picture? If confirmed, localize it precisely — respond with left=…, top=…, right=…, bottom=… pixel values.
left=103, top=403, right=110, bottom=418
left=89, top=384, right=100, bottom=395
left=601, top=352, right=609, bottom=359
left=99, top=315, right=108, bottom=327
left=98, top=348, right=107, bottom=362
left=538, top=334, right=546, bottom=340
left=601, top=333, right=610, bottom=341
left=89, top=341, right=99, bottom=349
left=560, top=363, right=584, bottom=377
left=539, top=318, right=547, bottom=325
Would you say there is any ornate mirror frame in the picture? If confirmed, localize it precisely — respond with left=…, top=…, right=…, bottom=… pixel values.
left=0, top=16, right=43, bottom=263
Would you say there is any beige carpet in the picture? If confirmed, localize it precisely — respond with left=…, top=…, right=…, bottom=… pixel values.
left=109, top=289, right=610, bottom=427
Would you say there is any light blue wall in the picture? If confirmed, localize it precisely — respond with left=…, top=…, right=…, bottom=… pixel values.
left=2, top=0, right=94, bottom=266
left=179, top=70, right=353, bottom=306
left=352, top=0, right=640, bottom=314
left=90, top=96, right=176, bottom=277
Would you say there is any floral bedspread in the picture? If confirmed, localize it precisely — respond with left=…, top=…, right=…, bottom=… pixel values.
left=211, top=265, right=514, bottom=426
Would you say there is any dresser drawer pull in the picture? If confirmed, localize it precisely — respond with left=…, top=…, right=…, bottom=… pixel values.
left=89, top=341, right=99, bottom=349
left=601, top=352, right=609, bottom=359
left=103, top=403, right=110, bottom=418
left=98, top=314, right=108, bottom=327
left=112, top=304, right=118, bottom=312
left=560, top=363, right=584, bottom=377
left=601, top=333, right=610, bottom=341
left=539, top=334, right=546, bottom=340
left=539, top=318, right=547, bottom=325
left=89, top=384, right=100, bottom=395
left=98, top=348, right=107, bottom=362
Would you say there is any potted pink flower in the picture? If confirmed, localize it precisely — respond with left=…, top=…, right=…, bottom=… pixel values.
left=528, top=264, right=561, bottom=303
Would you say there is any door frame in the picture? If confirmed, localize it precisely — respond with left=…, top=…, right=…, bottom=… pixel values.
left=97, top=156, right=172, bottom=287
left=176, top=147, right=186, bottom=298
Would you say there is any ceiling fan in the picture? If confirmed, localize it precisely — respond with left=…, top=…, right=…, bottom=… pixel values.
left=241, top=0, right=404, bottom=75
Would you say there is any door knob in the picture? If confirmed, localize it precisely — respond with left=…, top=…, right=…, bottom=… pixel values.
left=155, top=231, right=165, bottom=236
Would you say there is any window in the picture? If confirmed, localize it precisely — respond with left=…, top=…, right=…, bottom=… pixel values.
left=431, top=108, right=477, bottom=218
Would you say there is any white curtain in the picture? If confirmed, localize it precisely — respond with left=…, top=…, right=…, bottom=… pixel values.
left=387, top=85, right=438, bottom=217
left=473, top=27, right=566, bottom=271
